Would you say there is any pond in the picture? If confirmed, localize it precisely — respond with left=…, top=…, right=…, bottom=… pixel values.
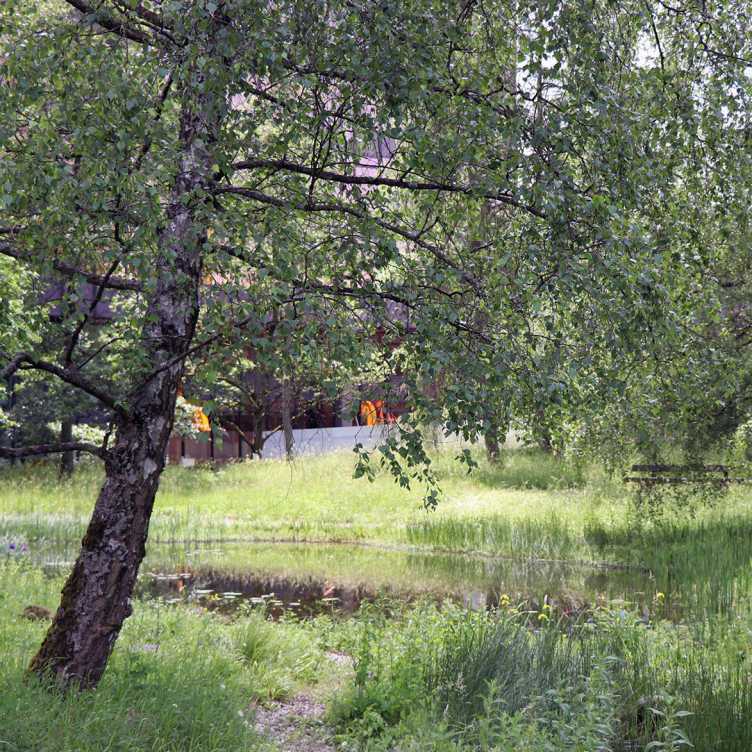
left=33, top=540, right=674, bottom=620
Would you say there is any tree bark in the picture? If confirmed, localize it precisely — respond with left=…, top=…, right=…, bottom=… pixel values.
left=252, top=408, right=265, bottom=458
left=484, top=428, right=502, bottom=464
left=281, top=379, right=295, bottom=460
left=483, top=410, right=507, bottom=465
left=29, top=417, right=175, bottom=687
left=29, top=66, right=222, bottom=688
left=59, top=420, right=75, bottom=477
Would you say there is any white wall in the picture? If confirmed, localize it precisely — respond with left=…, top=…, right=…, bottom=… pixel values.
left=260, top=424, right=395, bottom=458
left=259, top=424, right=521, bottom=459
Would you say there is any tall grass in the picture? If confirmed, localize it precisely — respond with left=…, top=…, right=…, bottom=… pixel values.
left=5, top=450, right=752, bottom=751
left=0, top=449, right=603, bottom=546
left=405, top=512, right=583, bottom=560
left=330, top=602, right=628, bottom=750
left=585, top=510, right=752, bottom=619
left=329, top=600, right=752, bottom=752
left=7, top=450, right=752, bottom=624
left=470, top=449, right=586, bottom=490
left=0, top=560, right=328, bottom=751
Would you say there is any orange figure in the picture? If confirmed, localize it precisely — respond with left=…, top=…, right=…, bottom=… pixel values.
left=359, top=400, right=377, bottom=426
left=192, top=406, right=211, bottom=432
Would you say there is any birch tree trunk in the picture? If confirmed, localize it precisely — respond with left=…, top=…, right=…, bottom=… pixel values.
left=29, top=78, right=223, bottom=689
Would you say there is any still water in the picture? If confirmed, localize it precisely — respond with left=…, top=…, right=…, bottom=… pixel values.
left=35, top=539, right=666, bottom=619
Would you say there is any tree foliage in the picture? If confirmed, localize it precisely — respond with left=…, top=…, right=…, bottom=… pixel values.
left=0, top=0, right=750, bottom=686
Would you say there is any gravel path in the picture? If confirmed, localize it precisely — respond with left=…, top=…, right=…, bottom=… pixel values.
left=252, top=651, right=353, bottom=751
left=253, top=694, right=336, bottom=752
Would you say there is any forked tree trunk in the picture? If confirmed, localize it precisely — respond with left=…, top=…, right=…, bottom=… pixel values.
left=29, top=70, right=222, bottom=688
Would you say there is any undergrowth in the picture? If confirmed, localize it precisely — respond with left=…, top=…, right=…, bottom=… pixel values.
left=328, top=600, right=752, bottom=752
left=0, top=560, right=323, bottom=752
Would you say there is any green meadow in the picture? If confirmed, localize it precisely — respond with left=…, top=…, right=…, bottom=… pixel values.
left=3, top=448, right=752, bottom=750
left=0, top=449, right=603, bottom=548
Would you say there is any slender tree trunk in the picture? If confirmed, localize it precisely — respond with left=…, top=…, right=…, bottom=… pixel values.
left=5, top=375, right=15, bottom=465
left=534, top=408, right=555, bottom=454
left=484, top=428, right=501, bottom=464
left=483, top=410, right=508, bottom=465
left=252, top=410, right=265, bottom=458
left=29, top=70, right=222, bottom=688
left=281, top=380, right=295, bottom=460
left=59, top=420, right=75, bottom=478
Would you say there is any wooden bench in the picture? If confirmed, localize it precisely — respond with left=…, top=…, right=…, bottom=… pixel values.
left=624, top=464, right=749, bottom=489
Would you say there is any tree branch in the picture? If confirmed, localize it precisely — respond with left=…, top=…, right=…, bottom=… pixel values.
left=215, top=186, right=475, bottom=279
left=1, top=351, right=129, bottom=421
left=63, top=0, right=154, bottom=45
left=0, top=241, right=142, bottom=292
left=129, top=289, right=310, bottom=396
left=133, top=70, right=174, bottom=171
left=212, top=240, right=488, bottom=345
left=63, top=258, right=121, bottom=367
left=231, top=157, right=546, bottom=218
left=111, top=1, right=178, bottom=45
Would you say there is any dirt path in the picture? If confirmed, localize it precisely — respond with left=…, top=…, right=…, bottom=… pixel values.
left=253, top=694, right=336, bottom=752
left=253, top=651, right=352, bottom=751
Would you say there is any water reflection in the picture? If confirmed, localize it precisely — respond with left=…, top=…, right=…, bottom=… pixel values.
left=125, top=541, right=660, bottom=619
left=25, top=535, right=752, bottom=623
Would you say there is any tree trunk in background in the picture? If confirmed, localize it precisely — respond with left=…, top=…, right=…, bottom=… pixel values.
left=252, top=410, right=265, bottom=457
left=4, top=375, right=15, bottom=465
left=59, top=420, right=75, bottom=477
left=281, top=380, right=295, bottom=460
left=483, top=410, right=507, bottom=465
left=537, top=432, right=554, bottom=454
left=484, top=428, right=501, bottom=464
left=29, top=76, right=220, bottom=688
left=534, top=408, right=555, bottom=454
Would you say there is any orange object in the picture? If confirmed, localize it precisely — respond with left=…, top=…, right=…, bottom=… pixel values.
left=359, top=400, right=377, bottom=426
left=192, top=406, right=211, bottom=432
left=360, top=400, right=392, bottom=425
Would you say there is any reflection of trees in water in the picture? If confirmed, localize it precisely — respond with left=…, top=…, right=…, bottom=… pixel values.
left=134, top=543, right=663, bottom=619
left=38, top=537, right=752, bottom=622
left=139, top=570, right=373, bottom=618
